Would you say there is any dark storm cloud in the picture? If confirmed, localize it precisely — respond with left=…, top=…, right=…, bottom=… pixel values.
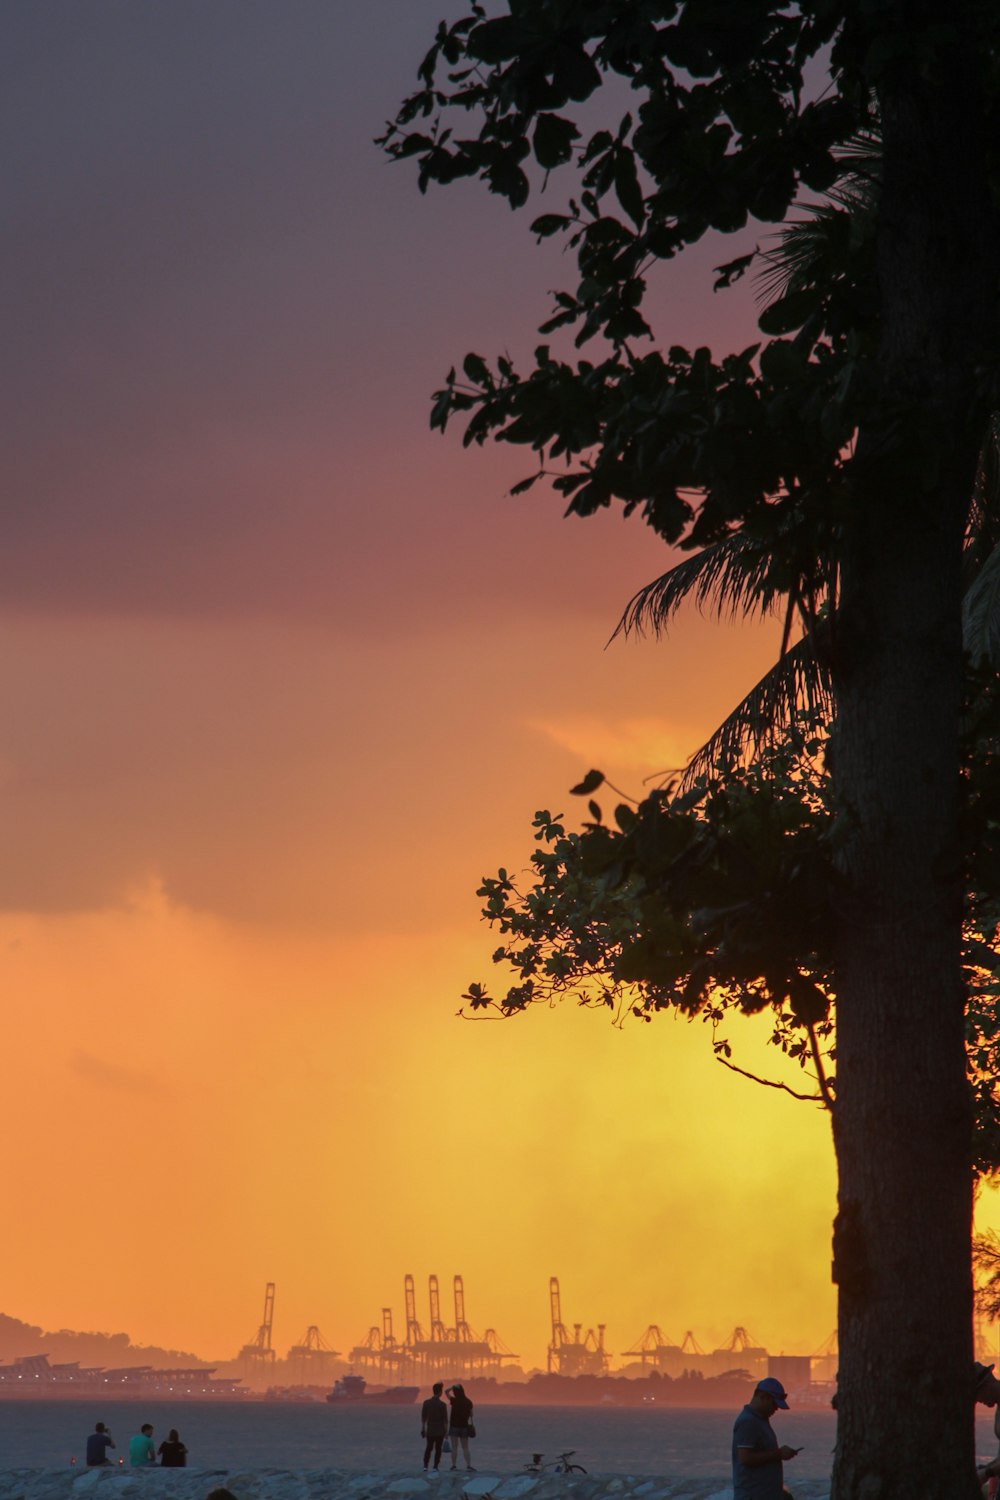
left=1, top=2, right=759, bottom=630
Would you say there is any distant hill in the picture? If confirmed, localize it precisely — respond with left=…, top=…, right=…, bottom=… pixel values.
left=0, top=1313, right=211, bottom=1369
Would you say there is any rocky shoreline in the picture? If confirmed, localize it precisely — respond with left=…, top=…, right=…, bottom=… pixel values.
left=0, top=1470, right=831, bottom=1500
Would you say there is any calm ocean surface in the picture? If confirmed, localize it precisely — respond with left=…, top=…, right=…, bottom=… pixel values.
left=1, top=1403, right=996, bottom=1482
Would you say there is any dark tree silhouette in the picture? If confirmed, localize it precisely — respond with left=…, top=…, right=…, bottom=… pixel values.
left=382, top=5, right=1000, bottom=1495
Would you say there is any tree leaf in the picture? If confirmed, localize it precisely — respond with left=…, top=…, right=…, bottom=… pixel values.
left=533, top=113, right=580, bottom=170
left=757, top=287, right=820, bottom=336
left=462, top=352, right=491, bottom=385
left=531, top=212, right=573, bottom=238
left=613, top=148, right=645, bottom=228
left=713, top=250, right=757, bottom=291
left=570, top=769, right=605, bottom=796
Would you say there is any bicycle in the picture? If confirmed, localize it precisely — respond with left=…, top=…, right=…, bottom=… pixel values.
left=524, top=1451, right=587, bottom=1474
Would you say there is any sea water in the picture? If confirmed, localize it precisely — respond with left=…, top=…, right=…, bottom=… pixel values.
left=0, top=1402, right=995, bottom=1482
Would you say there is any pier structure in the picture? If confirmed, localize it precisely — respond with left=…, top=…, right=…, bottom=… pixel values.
left=0, top=1352, right=241, bottom=1398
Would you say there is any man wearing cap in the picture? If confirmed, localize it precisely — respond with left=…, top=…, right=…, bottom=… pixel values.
left=732, top=1377, right=801, bottom=1500
left=975, top=1362, right=1000, bottom=1489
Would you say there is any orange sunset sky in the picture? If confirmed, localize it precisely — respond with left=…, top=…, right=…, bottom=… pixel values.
left=3, top=2, right=998, bottom=1374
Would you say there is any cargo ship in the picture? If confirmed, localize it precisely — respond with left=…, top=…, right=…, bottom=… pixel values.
left=326, top=1373, right=418, bottom=1405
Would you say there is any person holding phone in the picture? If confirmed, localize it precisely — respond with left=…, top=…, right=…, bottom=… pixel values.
left=85, top=1423, right=115, bottom=1467
left=975, top=1361, right=1000, bottom=1491
left=732, top=1378, right=801, bottom=1500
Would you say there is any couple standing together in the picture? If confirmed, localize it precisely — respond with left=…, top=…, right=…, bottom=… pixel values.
left=421, top=1382, right=475, bottom=1473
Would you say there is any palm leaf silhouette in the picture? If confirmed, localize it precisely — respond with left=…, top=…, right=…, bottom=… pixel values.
left=612, top=532, right=784, bottom=642
left=680, top=637, right=832, bottom=788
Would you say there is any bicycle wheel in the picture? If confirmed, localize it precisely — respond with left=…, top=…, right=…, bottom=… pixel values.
left=565, top=1464, right=587, bottom=1474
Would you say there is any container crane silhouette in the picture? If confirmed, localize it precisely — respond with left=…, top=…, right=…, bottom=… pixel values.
left=404, top=1273, right=425, bottom=1348
left=546, top=1277, right=609, bottom=1375
left=238, top=1282, right=277, bottom=1382
left=623, top=1324, right=679, bottom=1366
left=428, top=1275, right=448, bottom=1342
left=287, top=1325, right=339, bottom=1383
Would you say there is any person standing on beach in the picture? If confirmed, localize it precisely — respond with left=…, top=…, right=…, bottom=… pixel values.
left=85, top=1422, right=115, bottom=1466
left=732, top=1378, right=801, bottom=1500
left=446, top=1383, right=476, bottom=1472
left=129, top=1423, right=156, bottom=1467
left=421, top=1382, right=449, bottom=1473
left=974, top=1362, right=1000, bottom=1491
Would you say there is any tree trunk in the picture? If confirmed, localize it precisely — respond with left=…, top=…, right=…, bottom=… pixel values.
left=831, top=9, right=996, bottom=1497
left=833, top=487, right=974, bottom=1499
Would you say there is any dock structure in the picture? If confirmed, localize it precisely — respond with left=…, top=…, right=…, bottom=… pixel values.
left=347, top=1274, right=518, bottom=1382
left=0, top=1353, right=242, bottom=1398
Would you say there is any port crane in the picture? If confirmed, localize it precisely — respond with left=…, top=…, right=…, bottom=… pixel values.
left=351, top=1274, right=517, bottom=1380
left=623, top=1325, right=680, bottom=1366
left=238, top=1282, right=277, bottom=1380
left=428, top=1274, right=448, bottom=1342
left=720, top=1326, right=763, bottom=1354
left=547, top=1277, right=609, bottom=1376
left=453, top=1276, right=472, bottom=1342
left=404, top=1273, right=425, bottom=1347
left=287, top=1325, right=340, bottom=1382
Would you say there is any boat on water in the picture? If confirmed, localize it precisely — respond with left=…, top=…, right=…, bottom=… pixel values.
left=326, top=1373, right=418, bottom=1405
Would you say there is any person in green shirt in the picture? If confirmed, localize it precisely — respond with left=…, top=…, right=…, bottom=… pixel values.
left=129, top=1424, right=155, bottom=1467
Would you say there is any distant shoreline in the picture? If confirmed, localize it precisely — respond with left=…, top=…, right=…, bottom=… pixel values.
left=0, top=1391, right=834, bottom=1409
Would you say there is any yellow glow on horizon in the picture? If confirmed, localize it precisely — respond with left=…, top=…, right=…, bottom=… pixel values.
left=0, top=873, right=840, bottom=1368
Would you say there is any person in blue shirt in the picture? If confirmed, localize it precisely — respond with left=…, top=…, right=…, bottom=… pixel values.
left=85, top=1422, right=115, bottom=1467
left=128, top=1424, right=156, bottom=1467
left=732, top=1378, right=801, bottom=1500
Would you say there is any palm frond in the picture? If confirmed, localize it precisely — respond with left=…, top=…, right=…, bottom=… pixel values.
left=755, top=208, right=850, bottom=307
left=756, top=129, right=880, bottom=311
left=679, top=636, right=833, bottom=789
left=613, top=535, right=781, bottom=643
left=967, top=415, right=1000, bottom=570
left=833, top=126, right=883, bottom=179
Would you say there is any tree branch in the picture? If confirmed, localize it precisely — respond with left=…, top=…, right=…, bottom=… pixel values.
left=807, top=1018, right=837, bottom=1112
left=716, top=1054, right=825, bottom=1103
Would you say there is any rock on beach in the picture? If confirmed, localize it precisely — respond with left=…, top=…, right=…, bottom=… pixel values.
left=0, top=1470, right=831, bottom=1500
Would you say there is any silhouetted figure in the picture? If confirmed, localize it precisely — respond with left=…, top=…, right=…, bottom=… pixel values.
left=446, top=1383, right=475, bottom=1472
left=85, top=1422, right=115, bottom=1467
left=421, top=1382, right=448, bottom=1473
left=158, top=1428, right=188, bottom=1467
left=732, top=1378, right=800, bottom=1500
left=129, top=1423, right=156, bottom=1467
left=206, top=1489, right=240, bottom=1500
left=975, top=1362, right=1000, bottom=1490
